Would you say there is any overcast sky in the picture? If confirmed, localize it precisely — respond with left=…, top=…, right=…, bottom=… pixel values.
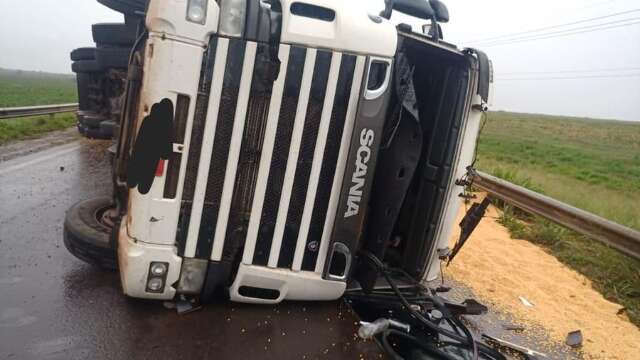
left=0, top=0, right=639, bottom=121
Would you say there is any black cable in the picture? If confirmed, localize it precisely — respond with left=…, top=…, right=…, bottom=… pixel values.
left=359, top=252, right=509, bottom=359
left=381, top=329, right=459, bottom=360
left=452, top=316, right=478, bottom=360
left=439, top=341, right=506, bottom=360
left=360, top=252, right=481, bottom=359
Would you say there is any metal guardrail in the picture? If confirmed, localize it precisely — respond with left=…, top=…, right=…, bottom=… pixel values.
left=472, top=170, right=640, bottom=260
left=0, top=103, right=79, bottom=120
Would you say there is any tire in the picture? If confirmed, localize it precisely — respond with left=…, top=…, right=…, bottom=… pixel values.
left=78, top=111, right=108, bottom=128
left=85, top=126, right=113, bottom=140
left=70, top=47, right=96, bottom=61
left=63, top=197, right=118, bottom=270
left=100, top=120, right=119, bottom=138
left=97, top=0, right=147, bottom=16
left=77, top=122, right=87, bottom=136
left=95, top=46, right=131, bottom=69
left=75, top=73, right=93, bottom=110
left=71, top=60, right=103, bottom=73
left=92, top=23, right=137, bottom=46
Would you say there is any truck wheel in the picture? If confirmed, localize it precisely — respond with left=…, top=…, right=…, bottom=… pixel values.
left=63, top=197, right=118, bottom=271
left=71, top=60, right=103, bottom=73
left=84, top=126, right=113, bottom=140
left=92, top=23, right=137, bottom=46
left=70, top=47, right=96, bottom=61
left=100, top=120, right=119, bottom=138
left=95, top=47, right=131, bottom=69
left=78, top=111, right=108, bottom=128
left=97, top=0, right=147, bottom=17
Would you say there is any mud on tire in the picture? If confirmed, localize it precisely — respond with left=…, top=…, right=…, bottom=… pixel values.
left=64, top=197, right=118, bottom=270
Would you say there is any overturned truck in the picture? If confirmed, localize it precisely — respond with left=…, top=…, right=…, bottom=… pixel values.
left=65, top=0, right=502, bottom=358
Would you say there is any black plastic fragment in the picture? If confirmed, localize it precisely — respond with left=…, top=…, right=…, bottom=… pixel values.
left=566, top=330, right=583, bottom=348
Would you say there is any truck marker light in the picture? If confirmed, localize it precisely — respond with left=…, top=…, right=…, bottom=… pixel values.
left=187, top=0, right=208, bottom=25
left=155, top=159, right=165, bottom=177
left=146, top=262, right=169, bottom=293
left=218, top=0, right=247, bottom=37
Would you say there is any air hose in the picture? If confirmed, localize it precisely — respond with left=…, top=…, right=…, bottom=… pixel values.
left=359, top=251, right=505, bottom=360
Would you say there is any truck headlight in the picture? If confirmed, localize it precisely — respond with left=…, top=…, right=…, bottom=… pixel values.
left=187, top=0, right=208, bottom=24
left=150, top=262, right=168, bottom=276
left=147, top=278, right=164, bottom=292
left=146, top=262, right=169, bottom=293
left=218, top=0, right=247, bottom=37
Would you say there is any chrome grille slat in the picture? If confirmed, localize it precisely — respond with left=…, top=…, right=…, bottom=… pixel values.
left=178, top=39, right=367, bottom=274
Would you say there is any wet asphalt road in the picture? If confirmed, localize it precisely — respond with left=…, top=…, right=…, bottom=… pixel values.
left=0, top=136, right=382, bottom=360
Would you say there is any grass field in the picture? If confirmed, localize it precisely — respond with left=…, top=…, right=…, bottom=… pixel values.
left=477, top=111, right=640, bottom=326
left=0, top=68, right=77, bottom=107
left=0, top=68, right=77, bottom=144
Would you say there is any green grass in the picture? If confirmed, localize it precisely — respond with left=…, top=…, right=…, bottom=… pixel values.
left=0, top=68, right=78, bottom=143
left=477, top=112, right=640, bottom=327
left=0, top=113, right=76, bottom=144
left=0, top=68, right=77, bottom=107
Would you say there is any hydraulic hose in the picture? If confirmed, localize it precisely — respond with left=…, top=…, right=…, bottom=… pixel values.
left=359, top=252, right=506, bottom=360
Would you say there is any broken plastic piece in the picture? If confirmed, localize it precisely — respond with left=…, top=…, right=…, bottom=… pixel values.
left=437, top=247, right=451, bottom=261
left=462, top=299, right=488, bottom=315
left=566, top=330, right=583, bottom=348
left=176, top=297, right=202, bottom=315
left=448, top=197, right=492, bottom=265
left=502, top=323, right=525, bottom=332
left=519, top=296, right=535, bottom=307
left=163, top=301, right=176, bottom=310
left=482, top=334, right=548, bottom=359
left=358, top=318, right=410, bottom=340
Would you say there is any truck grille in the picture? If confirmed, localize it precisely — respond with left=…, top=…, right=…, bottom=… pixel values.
left=176, top=37, right=365, bottom=275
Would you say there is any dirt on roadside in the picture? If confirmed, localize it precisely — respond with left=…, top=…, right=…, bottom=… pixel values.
left=0, top=127, right=81, bottom=162
left=447, top=200, right=640, bottom=359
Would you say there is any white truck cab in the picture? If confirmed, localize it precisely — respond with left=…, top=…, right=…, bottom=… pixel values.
left=64, top=0, right=493, bottom=305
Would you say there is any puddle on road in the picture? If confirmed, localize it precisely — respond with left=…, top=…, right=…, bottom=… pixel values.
left=0, top=276, right=23, bottom=285
left=28, top=336, right=91, bottom=360
left=0, top=307, right=38, bottom=328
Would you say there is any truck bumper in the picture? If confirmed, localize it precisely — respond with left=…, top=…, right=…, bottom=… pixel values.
left=118, top=218, right=183, bottom=300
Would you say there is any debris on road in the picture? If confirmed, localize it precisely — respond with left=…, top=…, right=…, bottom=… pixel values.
left=448, top=203, right=640, bottom=359
left=519, top=296, right=535, bottom=307
left=565, top=330, right=583, bottom=348
left=163, top=301, right=176, bottom=310
left=482, top=334, right=549, bottom=359
left=176, top=296, right=202, bottom=315
left=502, top=323, right=526, bottom=332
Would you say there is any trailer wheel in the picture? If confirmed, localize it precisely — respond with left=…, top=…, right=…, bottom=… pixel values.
left=71, top=60, right=103, bottom=73
left=78, top=112, right=108, bottom=128
left=100, top=120, right=119, bottom=138
left=95, top=47, right=132, bottom=69
left=92, top=23, right=137, bottom=46
left=63, top=197, right=118, bottom=270
left=70, top=47, right=96, bottom=61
